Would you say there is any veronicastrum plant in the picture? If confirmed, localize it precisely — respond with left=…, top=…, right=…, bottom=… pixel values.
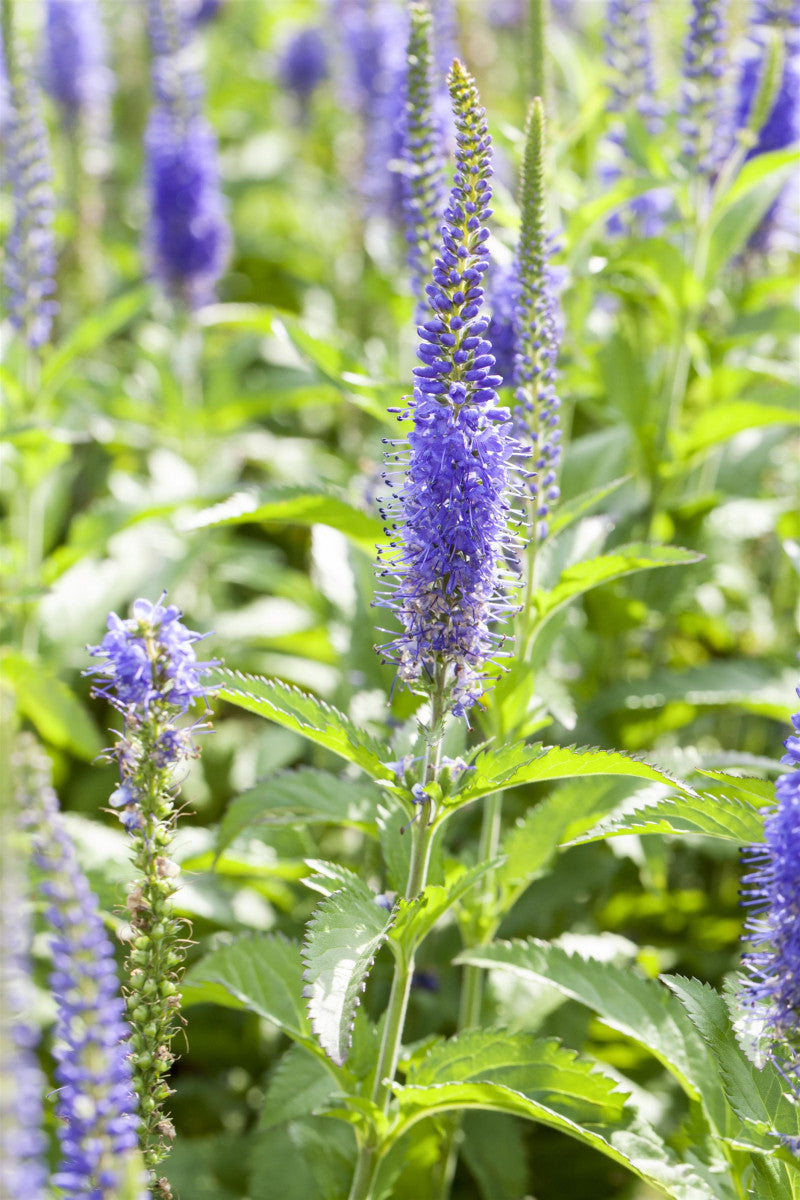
left=182, top=49, right=799, bottom=1200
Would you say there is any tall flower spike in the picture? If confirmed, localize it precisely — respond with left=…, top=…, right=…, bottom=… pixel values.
left=16, top=740, right=143, bottom=1198
left=602, top=0, right=669, bottom=235
left=2, top=741, right=48, bottom=1200
left=376, top=61, right=521, bottom=718
left=87, top=596, right=216, bottom=1197
left=401, top=3, right=448, bottom=307
left=43, top=0, right=112, bottom=130
left=1, top=7, right=58, bottom=348
left=680, top=0, right=729, bottom=174
left=144, top=0, right=230, bottom=307
left=740, top=678, right=800, bottom=1135
left=513, top=99, right=562, bottom=543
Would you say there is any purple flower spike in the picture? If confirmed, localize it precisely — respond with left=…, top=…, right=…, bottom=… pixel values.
left=2, top=20, right=58, bottom=348
left=1, top=751, right=48, bottom=1200
left=376, top=61, right=521, bottom=717
left=43, top=0, right=112, bottom=126
left=279, top=27, right=329, bottom=105
left=680, top=0, right=729, bottom=174
left=740, top=679, right=800, bottom=1126
left=20, top=746, right=143, bottom=1198
left=144, top=0, right=230, bottom=307
left=487, top=262, right=520, bottom=389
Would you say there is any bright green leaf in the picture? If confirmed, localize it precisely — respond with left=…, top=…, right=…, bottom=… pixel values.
left=570, top=791, right=764, bottom=848
left=1, top=653, right=102, bottom=760
left=674, top=401, right=799, bottom=460
left=391, top=858, right=505, bottom=953
left=212, top=669, right=387, bottom=779
left=301, top=877, right=396, bottom=1066
left=41, top=286, right=151, bottom=396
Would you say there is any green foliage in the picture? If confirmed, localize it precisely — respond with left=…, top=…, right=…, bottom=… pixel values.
left=213, top=670, right=387, bottom=778
left=301, top=876, right=396, bottom=1066
left=571, top=789, right=765, bottom=847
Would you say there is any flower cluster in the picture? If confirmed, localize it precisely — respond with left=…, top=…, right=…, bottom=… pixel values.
left=43, top=0, right=112, bottom=128
left=88, top=597, right=215, bottom=1194
left=145, top=0, right=230, bottom=307
left=1, top=756, right=47, bottom=1200
left=680, top=0, right=729, bottom=173
left=18, top=741, right=142, bottom=1198
left=740, top=682, right=800, bottom=1111
left=512, top=99, right=562, bottom=542
left=602, top=0, right=669, bottom=236
left=2, top=17, right=58, bottom=349
left=377, top=61, right=520, bottom=717
left=400, top=3, right=448, bottom=305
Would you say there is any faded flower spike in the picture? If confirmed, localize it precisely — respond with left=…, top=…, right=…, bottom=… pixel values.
left=377, top=61, right=521, bottom=718
left=401, top=3, right=448, bottom=307
left=513, top=99, right=562, bottom=543
left=18, top=742, right=143, bottom=1199
left=740, top=678, right=800, bottom=1119
left=680, top=0, right=729, bottom=173
left=43, top=0, right=112, bottom=128
left=1, top=8, right=58, bottom=348
left=145, top=0, right=230, bottom=307
left=88, top=597, right=216, bottom=1196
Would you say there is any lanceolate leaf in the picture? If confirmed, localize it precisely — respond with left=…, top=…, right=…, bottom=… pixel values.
left=534, top=544, right=702, bottom=623
left=663, top=976, right=800, bottom=1148
left=570, top=791, right=764, bottom=848
left=183, top=485, right=383, bottom=554
left=217, top=768, right=378, bottom=856
left=397, top=1030, right=710, bottom=1200
left=454, top=740, right=689, bottom=808
left=455, top=940, right=724, bottom=1123
left=212, top=669, right=387, bottom=778
left=674, top=400, right=800, bottom=460
left=547, top=476, right=630, bottom=539
left=182, top=935, right=311, bottom=1044
left=302, top=877, right=396, bottom=1066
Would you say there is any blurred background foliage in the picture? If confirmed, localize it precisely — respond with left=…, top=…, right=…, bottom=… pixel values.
left=1, top=0, right=798, bottom=1196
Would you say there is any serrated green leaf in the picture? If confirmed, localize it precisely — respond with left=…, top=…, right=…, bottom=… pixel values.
left=547, top=476, right=630, bottom=539
left=217, top=768, right=378, bottom=856
left=0, top=653, right=102, bottom=760
left=570, top=791, right=764, bottom=848
left=454, top=740, right=688, bottom=808
left=496, top=778, right=642, bottom=901
left=182, top=934, right=311, bottom=1043
left=397, top=1030, right=710, bottom=1200
left=302, top=878, right=396, bottom=1066
left=260, top=1046, right=339, bottom=1130
left=183, top=485, right=383, bottom=554
left=697, top=771, right=776, bottom=806
left=534, top=543, right=703, bottom=623
left=748, top=1155, right=800, bottom=1200
left=303, top=858, right=365, bottom=897
left=674, top=401, right=800, bottom=461
left=455, top=940, right=724, bottom=1124
left=212, top=669, right=387, bottom=778
left=249, top=1118, right=356, bottom=1200
left=663, top=976, right=800, bottom=1148
left=391, top=858, right=504, bottom=953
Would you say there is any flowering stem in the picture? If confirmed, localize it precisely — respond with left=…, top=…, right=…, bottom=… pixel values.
left=347, top=687, right=446, bottom=1200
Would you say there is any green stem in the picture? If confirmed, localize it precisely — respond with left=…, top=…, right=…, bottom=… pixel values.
left=528, top=0, right=546, bottom=103
left=435, top=791, right=505, bottom=1200
left=347, top=685, right=446, bottom=1200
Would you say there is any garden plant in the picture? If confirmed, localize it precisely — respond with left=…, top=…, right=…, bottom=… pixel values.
left=1, top=0, right=799, bottom=1198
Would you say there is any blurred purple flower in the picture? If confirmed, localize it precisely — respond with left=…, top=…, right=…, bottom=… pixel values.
left=2, top=22, right=58, bottom=347
left=680, top=0, right=729, bottom=173
left=42, top=0, right=112, bottom=126
left=279, top=27, right=329, bottom=105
